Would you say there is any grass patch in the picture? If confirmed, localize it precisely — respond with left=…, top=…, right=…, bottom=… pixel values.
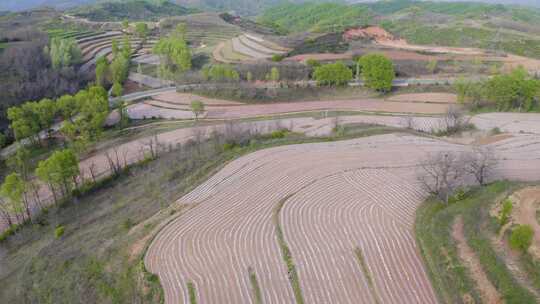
left=354, top=247, right=381, bottom=304
left=248, top=267, right=263, bottom=304
left=274, top=196, right=304, bottom=304
left=187, top=281, right=197, bottom=304
left=416, top=181, right=537, bottom=304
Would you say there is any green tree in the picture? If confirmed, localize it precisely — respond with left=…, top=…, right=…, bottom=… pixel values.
left=7, top=102, right=41, bottom=143
left=427, top=59, right=438, bottom=74
left=454, top=77, right=485, bottom=107
left=36, top=149, right=80, bottom=198
left=202, top=65, right=239, bottom=82
left=306, top=59, right=321, bottom=68
left=95, top=56, right=109, bottom=86
left=486, top=67, right=540, bottom=111
left=48, top=37, right=82, bottom=69
left=59, top=86, right=109, bottom=150
left=118, top=101, right=129, bottom=128
left=110, top=54, right=129, bottom=84
left=135, top=22, right=149, bottom=42
left=153, top=24, right=191, bottom=79
left=35, top=98, right=57, bottom=138
left=7, top=146, right=31, bottom=180
left=56, top=94, right=79, bottom=122
left=510, top=225, right=534, bottom=252
left=190, top=100, right=205, bottom=121
left=112, top=82, right=123, bottom=97
left=313, top=61, right=352, bottom=86
left=112, top=38, right=119, bottom=58
left=270, top=67, right=280, bottom=82
left=122, top=19, right=129, bottom=31
left=0, top=173, right=30, bottom=221
left=359, top=54, right=395, bottom=92
left=121, top=35, right=132, bottom=59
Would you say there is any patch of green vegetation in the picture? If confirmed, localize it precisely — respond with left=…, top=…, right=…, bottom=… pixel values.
left=248, top=267, right=263, bottom=304
left=69, top=0, right=198, bottom=22
left=354, top=247, right=380, bottom=304
left=187, top=281, right=197, bottom=304
left=416, top=181, right=537, bottom=304
left=274, top=196, right=304, bottom=304
left=258, top=3, right=372, bottom=33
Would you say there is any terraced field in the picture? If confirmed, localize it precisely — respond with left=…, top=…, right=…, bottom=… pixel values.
left=218, top=34, right=289, bottom=62
left=126, top=94, right=452, bottom=121
left=145, top=131, right=540, bottom=304
left=162, top=13, right=241, bottom=54
left=73, top=30, right=156, bottom=71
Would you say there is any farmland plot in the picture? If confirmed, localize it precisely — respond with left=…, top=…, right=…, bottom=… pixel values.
left=146, top=132, right=540, bottom=304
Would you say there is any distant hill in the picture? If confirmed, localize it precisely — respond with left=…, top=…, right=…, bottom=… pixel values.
left=0, top=0, right=320, bottom=16
left=0, top=0, right=94, bottom=12
left=69, top=0, right=198, bottom=21
left=350, top=0, right=540, bottom=8
left=260, top=0, right=540, bottom=58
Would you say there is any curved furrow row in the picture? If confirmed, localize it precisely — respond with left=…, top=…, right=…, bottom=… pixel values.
left=281, top=168, right=437, bottom=304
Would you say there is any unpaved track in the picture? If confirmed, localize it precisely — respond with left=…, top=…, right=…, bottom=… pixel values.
left=510, top=187, right=540, bottom=258
left=127, top=97, right=452, bottom=121
left=146, top=131, right=540, bottom=304
left=452, top=217, right=502, bottom=303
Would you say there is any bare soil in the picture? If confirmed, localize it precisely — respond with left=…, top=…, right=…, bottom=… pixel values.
left=386, top=93, right=457, bottom=104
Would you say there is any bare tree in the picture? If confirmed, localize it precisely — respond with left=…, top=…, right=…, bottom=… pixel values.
left=402, top=115, right=415, bottom=130
left=105, top=148, right=122, bottom=175
left=88, top=162, right=98, bottom=183
left=417, top=151, right=466, bottom=204
left=142, top=133, right=160, bottom=160
left=442, top=106, right=467, bottom=134
left=0, top=198, right=13, bottom=227
left=462, top=146, right=498, bottom=185
left=191, top=127, right=207, bottom=154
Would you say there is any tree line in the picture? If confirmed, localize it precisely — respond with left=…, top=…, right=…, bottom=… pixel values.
left=0, top=30, right=91, bottom=140
left=7, top=86, right=110, bottom=153
left=455, top=67, right=540, bottom=111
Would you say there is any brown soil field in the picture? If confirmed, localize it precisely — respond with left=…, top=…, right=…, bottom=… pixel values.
left=146, top=131, right=540, bottom=303
left=126, top=94, right=453, bottom=121
left=386, top=93, right=457, bottom=104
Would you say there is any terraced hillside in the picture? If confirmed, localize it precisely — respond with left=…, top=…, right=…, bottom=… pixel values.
left=145, top=130, right=540, bottom=304
left=73, top=30, right=156, bottom=71
left=161, top=13, right=242, bottom=54
left=216, top=34, right=289, bottom=63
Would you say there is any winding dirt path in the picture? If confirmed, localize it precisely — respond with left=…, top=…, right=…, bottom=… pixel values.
left=510, top=187, right=540, bottom=258
left=452, top=216, right=502, bottom=304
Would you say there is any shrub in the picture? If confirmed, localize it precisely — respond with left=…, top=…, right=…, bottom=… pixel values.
left=270, top=129, right=287, bottom=139
left=499, top=198, right=513, bottom=226
left=313, top=61, right=352, bottom=86
left=358, top=53, right=395, bottom=92
left=122, top=218, right=133, bottom=230
left=222, top=143, right=236, bottom=151
left=55, top=225, right=65, bottom=238
left=112, top=81, right=123, bottom=97
left=305, top=59, right=321, bottom=68
left=271, top=54, right=284, bottom=62
left=510, top=224, right=533, bottom=252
